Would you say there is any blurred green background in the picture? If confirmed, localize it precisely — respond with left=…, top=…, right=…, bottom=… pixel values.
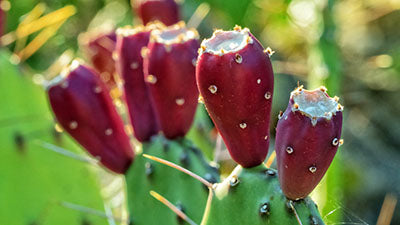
left=1, top=0, right=400, bottom=224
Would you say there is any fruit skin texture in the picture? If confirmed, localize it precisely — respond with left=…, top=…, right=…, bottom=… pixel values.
left=201, top=165, right=324, bottom=225
left=196, top=29, right=274, bottom=168
left=116, top=28, right=159, bottom=142
left=133, top=0, right=179, bottom=26
left=144, top=28, right=199, bottom=139
left=47, top=64, right=134, bottom=174
left=275, top=89, right=343, bottom=200
left=81, top=31, right=117, bottom=88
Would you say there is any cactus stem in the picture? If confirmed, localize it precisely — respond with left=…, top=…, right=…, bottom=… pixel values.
left=265, top=151, right=276, bottom=168
left=150, top=191, right=198, bottom=225
left=142, top=154, right=213, bottom=188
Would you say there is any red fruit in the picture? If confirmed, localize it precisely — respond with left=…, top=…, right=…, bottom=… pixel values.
left=275, top=86, right=343, bottom=200
left=79, top=30, right=118, bottom=88
left=47, top=61, right=134, bottom=174
left=116, top=24, right=163, bottom=142
left=133, top=0, right=180, bottom=26
left=196, top=26, right=274, bottom=168
left=143, top=22, right=199, bottom=139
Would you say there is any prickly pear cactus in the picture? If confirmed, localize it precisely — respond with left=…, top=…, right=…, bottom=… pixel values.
left=126, top=135, right=219, bottom=225
left=193, top=26, right=344, bottom=225
left=201, top=165, right=324, bottom=225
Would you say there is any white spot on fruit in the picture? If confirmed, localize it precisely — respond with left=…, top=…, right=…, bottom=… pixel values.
left=332, top=138, right=339, bottom=146
left=235, top=54, right=243, bottom=64
left=130, top=62, right=139, bottom=70
left=257, top=79, right=261, bottom=84
left=264, top=92, right=271, bottom=100
left=112, top=51, right=119, bottom=61
left=176, top=98, right=185, bottom=106
left=208, top=85, right=217, bottom=94
left=146, top=75, right=157, bottom=84
left=69, top=121, right=78, bottom=129
left=93, top=86, right=102, bottom=93
left=309, top=166, right=317, bottom=173
left=239, top=123, right=247, bottom=129
left=286, top=146, right=294, bottom=154
left=141, top=47, right=149, bottom=58
left=105, top=128, right=113, bottom=136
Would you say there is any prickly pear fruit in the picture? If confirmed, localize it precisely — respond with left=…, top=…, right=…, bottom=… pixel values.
left=144, top=22, right=200, bottom=139
left=132, top=0, right=180, bottom=26
left=47, top=60, right=134, bottom=174
left=79, top=30, right=118, bottom=88
left=126, top=135, right=219, bottom=225
left=196, top=26, right=274, bottom=168
left=275, top=86, right=343, bottom=200
left=201, top=165, right=324, bottom=225
left=116, top=24, right=163, bottom=142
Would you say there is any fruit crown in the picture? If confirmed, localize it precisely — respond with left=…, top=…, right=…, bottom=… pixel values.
left=198, top=25, right=254, bottom=56
left=150, top=21, right=199, bottom=44
left=290, top=86, right=343, bottom=126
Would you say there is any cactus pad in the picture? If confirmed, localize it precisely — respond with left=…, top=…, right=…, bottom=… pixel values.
left=201, top=164, right=324, bottom=225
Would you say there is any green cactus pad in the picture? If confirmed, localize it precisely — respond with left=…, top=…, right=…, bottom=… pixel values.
left=125, top=135, right=219, bottom=225
left=0, top=50, right=107, bottom=225
left=201, top=164, right=324, bottom=225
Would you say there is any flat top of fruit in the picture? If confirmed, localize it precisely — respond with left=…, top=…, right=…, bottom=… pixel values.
left=290, top=86, right=343, bottom=121
left=199, top=25, right=253, bottom=56
left=46, top=59, right=84, bottom=89
left=151, top=21, right=199, bottom=44
left=116, top=22, right=165, bottom=37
